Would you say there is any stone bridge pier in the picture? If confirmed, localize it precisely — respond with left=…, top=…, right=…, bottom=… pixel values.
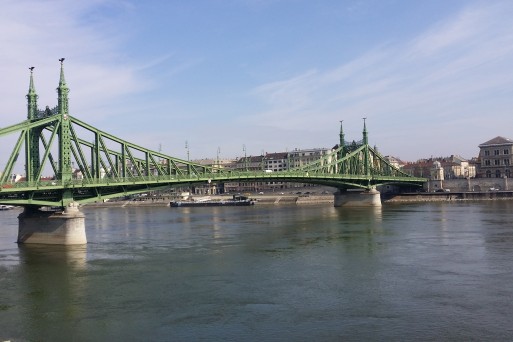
left=334, top=188, right=382, bottom=207
left=17, top=202, right=87, bottom=245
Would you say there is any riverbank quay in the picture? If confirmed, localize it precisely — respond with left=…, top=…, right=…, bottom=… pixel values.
left=82, top=191, right=513, bottom=207
left=83, top=197, right=171, bottom=207
left=255, top=194, right=334, bottom=205
left=384, top=191, right=513, bottom=203
left=82, top=194, right=335, bottom=207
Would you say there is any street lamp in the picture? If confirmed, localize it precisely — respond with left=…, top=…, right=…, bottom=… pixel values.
left=243, top=144, right=247, bottom=171
left=185, top=140, right=190, bottom=178
left=216, top=147, right=220, bottom=170
left=261, top=149, right=265, bottom=171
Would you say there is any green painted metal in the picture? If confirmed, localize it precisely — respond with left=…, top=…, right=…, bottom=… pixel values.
left=26, top=68, right=40, bottom=183
left=0, top=62, right=426, bottom=208
left=57, top=59, right=73, bottom=187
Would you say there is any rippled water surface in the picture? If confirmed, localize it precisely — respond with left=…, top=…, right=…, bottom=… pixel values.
left=1, top=202, right=513, bottom=341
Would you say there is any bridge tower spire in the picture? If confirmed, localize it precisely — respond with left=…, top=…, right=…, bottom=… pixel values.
left=338, top=120, right=346, bottom=174
left=27, top=67, right=38, bottom=120
left=362, top=117, right=368, bottom=145
left=57, top=58, right=73, bottom=187
left=25, top=67, right=42, bottom=182
left=339, top=120, right=345, bottom=155
left=362, top=117, right=370, bottom=177
left=57, top=58, right=69, bottom=115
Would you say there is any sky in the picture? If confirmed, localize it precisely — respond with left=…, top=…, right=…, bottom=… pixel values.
left=1, top=0, right=513, bottom=167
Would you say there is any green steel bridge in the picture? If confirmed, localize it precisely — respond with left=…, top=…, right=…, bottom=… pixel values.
left=0, top=62, right=426, bottom=209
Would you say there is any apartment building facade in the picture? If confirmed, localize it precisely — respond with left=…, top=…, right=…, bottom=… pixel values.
left=477, top=136, right=513, bottom=178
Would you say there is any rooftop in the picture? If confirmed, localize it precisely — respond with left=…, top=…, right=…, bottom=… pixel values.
left=479, top=136, right=513, bottom=146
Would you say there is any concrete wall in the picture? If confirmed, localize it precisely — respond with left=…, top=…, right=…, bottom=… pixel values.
left=385, top=191, right=513, bottom=203
left=427, top=178, right=510, bottom=192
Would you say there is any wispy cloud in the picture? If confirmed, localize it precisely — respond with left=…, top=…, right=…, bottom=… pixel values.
left=0, top=0, right=142, bottom=124
left=2, top=1, right=513, bottom=164
left=247, top=2, right=513, bottom=158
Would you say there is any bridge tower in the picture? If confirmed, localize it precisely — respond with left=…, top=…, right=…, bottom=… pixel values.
left=18, top=60, right=86, bottom=245
left=25, top=67, right=42, bottom=183
left=339, top=120, right=345, bottom=158
left=337, top=121, right=346, bottom=174
left=362, top=118, right=370, bottom=178
left=57, top=58, right=73, bottom=184
left=333, top=119, right=381, bottom=207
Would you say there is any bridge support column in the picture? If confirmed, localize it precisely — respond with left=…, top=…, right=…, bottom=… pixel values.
left=334, top=188, right=382, bottom=207
left=17, top=203, right=87, bottom=245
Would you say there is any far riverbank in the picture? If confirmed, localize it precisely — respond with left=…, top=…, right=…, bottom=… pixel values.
left=82, top=190, right=513, bottom=208
left=83, top=193, right=335, bottom=207
left=383, top=190, right=513, bottom=203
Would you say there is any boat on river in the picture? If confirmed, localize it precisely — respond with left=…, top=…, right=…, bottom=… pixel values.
left=170, top=195, right=255, bottom=207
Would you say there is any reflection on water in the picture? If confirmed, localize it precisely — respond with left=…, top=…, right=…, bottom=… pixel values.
left=1, top=202, right=513, bottom=340
left=19, top=244, right=87, bottom=268
left=4, top=245, right=87, bottom=340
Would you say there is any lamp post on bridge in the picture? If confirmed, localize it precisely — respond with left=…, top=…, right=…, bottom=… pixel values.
left=216, top=147, right=220, bottom=171
left=185, top=140, right=190, bottom=161
left=185, top=140, right=190, bottom=176
left=243, top=144, right=247, bottom=171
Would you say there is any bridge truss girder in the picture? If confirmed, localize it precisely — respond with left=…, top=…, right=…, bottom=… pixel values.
left=0, top=114, right=425, bottom=208
left=292, top=143, right=415, bottom=180
left=0, top=169, right=425, bottom=207
left=0, top=64, right=426, bottom=208
left=0, top=113, right=226, bottom=207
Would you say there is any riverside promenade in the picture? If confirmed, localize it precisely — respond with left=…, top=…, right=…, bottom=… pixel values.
left=84, top=193, right=336, bottom=207
left=82, top=190, right=513, bottom=208
left=384, top=190, right=513, bottom=203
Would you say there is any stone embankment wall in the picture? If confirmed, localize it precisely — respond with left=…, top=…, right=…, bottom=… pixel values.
left=427, top=178, right=510, bottom=192
left=384, top=191, right=513, bottom=203
left=85, top=197, right=171, bottom=207
left=84, top=195, right=335, bottom=207
left=256, top=195, right=334, bottom=205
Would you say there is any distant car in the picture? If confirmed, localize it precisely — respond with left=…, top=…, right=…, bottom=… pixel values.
left=258, top=192, right=264, bottom=195
left=490, top=187, right=500, bottom=191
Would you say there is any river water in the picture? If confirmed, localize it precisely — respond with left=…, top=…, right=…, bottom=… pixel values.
left=1, top=201, right=513, bottom=341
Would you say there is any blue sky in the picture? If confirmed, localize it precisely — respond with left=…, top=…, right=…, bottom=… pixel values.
left=1, top=0, right=513, bottom=165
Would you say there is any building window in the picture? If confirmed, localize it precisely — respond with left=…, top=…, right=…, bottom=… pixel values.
left=496, top=170, right=501, bottom=178
left=504, top=149, right=509, bottom=155
left=494, top=159, right=501, bottom=165
left=486, top=170, right=492, bottom=178
left=484, top=150, right=490, bottom=156
left=506, top=170, right=511, bottom=178
left=494, top=149, right=500, bottom=155
left=505, top=159, right=510, bottom=166
left=485, top=160, right=491, bottom=166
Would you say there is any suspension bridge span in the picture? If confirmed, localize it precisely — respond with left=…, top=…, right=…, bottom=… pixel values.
left=0, top=61, right=426, bottom=244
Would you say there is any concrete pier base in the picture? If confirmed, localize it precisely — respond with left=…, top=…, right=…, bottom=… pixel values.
left=18, top=203, right=87, bottom=245
left=334, top=188, right=382, bottom=207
